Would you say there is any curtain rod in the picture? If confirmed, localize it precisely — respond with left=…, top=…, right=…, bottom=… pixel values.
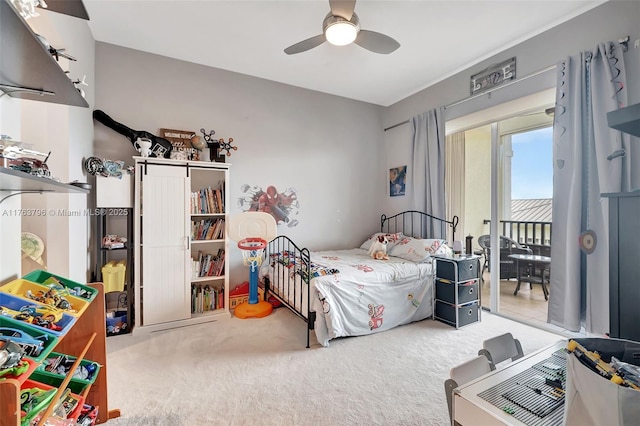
left=383, top=64, right=556, bottom=132
left=384, top=36, right=630, bottom=133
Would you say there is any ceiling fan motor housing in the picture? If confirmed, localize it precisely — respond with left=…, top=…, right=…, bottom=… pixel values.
left=323, top=12, right=360, bottom=45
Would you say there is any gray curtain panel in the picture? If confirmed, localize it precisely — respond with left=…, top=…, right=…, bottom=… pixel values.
left=548, top=42, right=630, bottom=334
left=410, top=108, right=446, bottom=238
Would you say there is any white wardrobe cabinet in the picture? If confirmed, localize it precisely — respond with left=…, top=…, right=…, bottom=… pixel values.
left=133, top=157, right=230, bottom=333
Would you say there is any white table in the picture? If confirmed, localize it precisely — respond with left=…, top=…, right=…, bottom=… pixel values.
left=453, top=339, right=567, bottom=426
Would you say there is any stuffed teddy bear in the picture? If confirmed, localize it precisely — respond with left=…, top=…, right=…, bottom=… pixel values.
left=368, top=235, right=389, bottom=260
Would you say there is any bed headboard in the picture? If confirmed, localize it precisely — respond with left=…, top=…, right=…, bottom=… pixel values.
left=380, top=210, right=459, bottom=242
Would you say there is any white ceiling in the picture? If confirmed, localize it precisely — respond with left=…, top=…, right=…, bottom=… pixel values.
left=83, top=0, right=605, bottom=107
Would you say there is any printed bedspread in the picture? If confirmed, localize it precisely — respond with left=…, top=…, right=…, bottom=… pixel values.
left=264, top=248, right=435, bottom=347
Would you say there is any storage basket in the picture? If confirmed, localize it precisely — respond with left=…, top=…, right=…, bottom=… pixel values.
left=0, top=278, right=89, bottom=317
left=0, top=292, right=77, bottom=337
left=101, top=260, right=126, bottom=293
left=0, top=315, right=59, bottom=362
left=20, top=378, right=85, bottom=423
left=565, top=337, right=640, bottom=425
left=22, top=270, right=97, bottom=303
left=32, top=351, right=101, bottom=394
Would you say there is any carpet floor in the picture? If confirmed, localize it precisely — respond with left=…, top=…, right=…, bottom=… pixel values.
left=105, top=308, right=564, bottom=426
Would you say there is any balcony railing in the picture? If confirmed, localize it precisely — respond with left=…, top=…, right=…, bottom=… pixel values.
left=484, top=219, right=552, bottom=256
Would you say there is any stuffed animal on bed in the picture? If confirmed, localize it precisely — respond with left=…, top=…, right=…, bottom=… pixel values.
left=368, top=235, right=389, bottom=260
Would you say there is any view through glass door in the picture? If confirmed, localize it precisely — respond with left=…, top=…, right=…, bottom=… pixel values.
left=447, top=110, right=553, bottom=327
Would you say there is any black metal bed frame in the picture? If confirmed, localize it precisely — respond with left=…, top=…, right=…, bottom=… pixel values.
left=380, top=210, right=459, bottom=243
left=262, top=210, right=459, bottom=348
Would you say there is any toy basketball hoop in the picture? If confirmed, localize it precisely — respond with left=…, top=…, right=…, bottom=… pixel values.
left=238, top=237, right=267, bottom=270
left=229, top=212, right=277, bottom=319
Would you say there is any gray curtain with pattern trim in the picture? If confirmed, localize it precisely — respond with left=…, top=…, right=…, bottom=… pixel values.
left=548, top=42, right=631, bottom=334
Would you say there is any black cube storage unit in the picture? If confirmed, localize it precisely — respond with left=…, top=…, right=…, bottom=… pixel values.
left=433, top=255, right=481, bottom=328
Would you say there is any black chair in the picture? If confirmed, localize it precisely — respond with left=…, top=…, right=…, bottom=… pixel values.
left=477, top=235, right=491, bottom=276
left=477, top=235, right=532, bottom=280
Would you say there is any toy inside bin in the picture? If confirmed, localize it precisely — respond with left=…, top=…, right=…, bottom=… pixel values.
left=0, top=316, right=59, bottom=362
left=106, top=311, right=128, bottom=335
left=22, top=270, right=97, bottom=303
left=33, top=351, right=101, bottom=395
left=105, top=291, right=128, bottom=335
left=0, top=278, right=89, bottom=317
left=0, top=292, right=76, bottom=337
left=101, top=260, right=126, bottom=293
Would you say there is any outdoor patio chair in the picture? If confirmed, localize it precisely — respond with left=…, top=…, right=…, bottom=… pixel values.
left=477, top=235, right=532, bottom=280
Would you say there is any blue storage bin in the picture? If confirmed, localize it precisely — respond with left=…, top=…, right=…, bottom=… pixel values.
left=0, top=292, right=76, bottom=337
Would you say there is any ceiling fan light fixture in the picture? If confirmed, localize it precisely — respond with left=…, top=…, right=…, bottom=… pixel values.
left=325, top=20, right=358, bottom=46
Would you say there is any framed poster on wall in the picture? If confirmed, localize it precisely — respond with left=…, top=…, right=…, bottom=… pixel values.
left=390, top=166, right=406, bottom=197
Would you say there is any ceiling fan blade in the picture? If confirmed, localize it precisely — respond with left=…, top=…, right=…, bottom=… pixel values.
left=329, top=0, right=356, bottom=20
left=284, top=34, right=326, bottom=55
left=355, top=30, right=400, bottom=54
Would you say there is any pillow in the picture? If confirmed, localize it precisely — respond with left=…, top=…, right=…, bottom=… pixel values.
left=388, top=237, right=452, bottom=262
left=360, top=232, right=404, bottom=251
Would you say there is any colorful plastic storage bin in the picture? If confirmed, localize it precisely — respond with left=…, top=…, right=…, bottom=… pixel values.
left=32, top=351, right=101, bottom=395
left=101, top=260, right=126, bottom=293
left=20, top=378, right=85, bottom=424
left=0, top=356, right=37, bottom=385
left=0, top=292, right=77, bottom=337
left=22, top=270, right=98, bottom=303
left=0, top=316, right=58, bottom=362
left=1, top=278, right=89, bottom=317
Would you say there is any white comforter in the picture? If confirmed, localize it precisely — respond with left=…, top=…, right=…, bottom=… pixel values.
left=265, top=248, right=435, bottom=347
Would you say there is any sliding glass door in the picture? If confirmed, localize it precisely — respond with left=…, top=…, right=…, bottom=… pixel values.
left=446, top=110, right=553, bottom=326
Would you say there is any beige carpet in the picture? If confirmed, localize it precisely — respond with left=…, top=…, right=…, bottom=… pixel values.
left=105, top=308, right=564, bottom=426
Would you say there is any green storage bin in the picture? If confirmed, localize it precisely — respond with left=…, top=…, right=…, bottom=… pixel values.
left=0, top=315, right=58, bottom=362
left=22, top=270, right=97, bottom=303
left=1, top=278, right=90, bottom=317
left=31, top=351, right=101, bottom=394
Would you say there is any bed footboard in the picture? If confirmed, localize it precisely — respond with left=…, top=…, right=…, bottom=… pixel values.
left=263, top=235, right=314, bottom=348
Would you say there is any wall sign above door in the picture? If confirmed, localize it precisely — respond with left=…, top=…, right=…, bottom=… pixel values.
left=470, top=57, right=516, bottom=96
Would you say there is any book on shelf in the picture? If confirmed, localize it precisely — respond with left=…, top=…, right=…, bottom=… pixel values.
left=189, top=183, right=224, bottom=215
left=191, top=284, right=225, bottom=313
left=191, top=218, right=225, bottom=240
left=191, top=248, right=225, bottom=277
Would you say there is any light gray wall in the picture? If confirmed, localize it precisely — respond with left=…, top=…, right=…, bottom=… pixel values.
left=94, top=43, right=385, bottom=286
left=381, top=0, right=640, bottom=216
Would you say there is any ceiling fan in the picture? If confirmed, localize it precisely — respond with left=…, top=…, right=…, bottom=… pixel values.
left=284, top=0, right=400, bottom=55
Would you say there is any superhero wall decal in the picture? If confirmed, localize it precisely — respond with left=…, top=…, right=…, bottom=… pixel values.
left=237, top=184, right=300, bottom=227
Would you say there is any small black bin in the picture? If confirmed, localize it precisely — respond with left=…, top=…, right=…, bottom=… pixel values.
left=436, top=279, right=478, bottom=305
left=437, top=257, right=478, bottom=282
left=435, top=300, right=479, bottom=327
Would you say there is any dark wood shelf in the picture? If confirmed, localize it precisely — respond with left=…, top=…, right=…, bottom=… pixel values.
left=100, top=246, right=132, bottom=252
left=607, top=103, right=640, bottom=138
left=0, top=0, right=89, bottom=107
left=38, top=0, right=89, bottom=20
left=0, top=167, right=89, bottom=193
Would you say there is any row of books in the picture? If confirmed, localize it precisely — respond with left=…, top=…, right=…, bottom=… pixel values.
left=191, top=218, right=225, bottom=240
left=191, top=249, right=225, bottom=278
left=191, top=284, right=224, bottom=313
left=190, top=184, right=224, bottom=215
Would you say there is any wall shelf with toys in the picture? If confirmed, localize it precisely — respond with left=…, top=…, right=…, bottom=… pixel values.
left=0, top=0, right=89, bottom=108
